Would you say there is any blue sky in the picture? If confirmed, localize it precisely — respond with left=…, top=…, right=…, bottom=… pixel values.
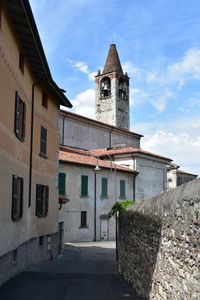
left=29, top=0, right=200, bottom=175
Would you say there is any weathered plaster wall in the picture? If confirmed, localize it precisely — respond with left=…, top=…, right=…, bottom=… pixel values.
left=59, top=163, right=134, bottom=242
left=59, top=114, right=140, bottom=150
left=118, top=178, right=200, bottom=299
left=135, top=157, right=167, bottom=202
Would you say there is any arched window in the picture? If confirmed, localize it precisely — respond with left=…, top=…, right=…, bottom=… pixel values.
left=100, top=77, right=111, bottom=98
left=119, top=78, right=127, bottom=99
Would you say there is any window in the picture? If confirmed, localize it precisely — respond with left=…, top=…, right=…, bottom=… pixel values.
left=59, top=173, right=66, bottom=195
left=81, top=175, right=88, bottom=196
left=12, top=249, right=18, bottom=264
left=19, top=52, right=24, bottom=73
left=101, top=177, right=108, bottom=197
left=80, top=211, right=87, bottom=228
left=39, top=236, right=45, bottom=246
left=14, top=91, right=26, bottom=141
left=40, top=126, right=47, bottom=157
left=120, top=179, right=126, bottom=198
left=36, top=184, right=49, bottom=217
left=12, top=175, right=23, bottom=221
left=42, top=92, right=48, bottom=108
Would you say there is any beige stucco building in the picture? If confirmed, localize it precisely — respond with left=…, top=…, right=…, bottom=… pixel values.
left=0, top=0, right=71, bottom=285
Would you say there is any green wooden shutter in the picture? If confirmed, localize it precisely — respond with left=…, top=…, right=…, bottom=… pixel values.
left=22, top=102, right=26, bottom=139
left=40, top=126, right=47, bottom=155
left=19, top=177, right=23, bottom=219
left=59, top=173, right=66, bottom=195
left=45, top=186, right=49, bottom=216
left=14, top=92, right=19, bottom=135
left=81, top=175, right=88, bottom=196
left=36, top=184, right=42, bottom=217
left=101, top=177, right=108, bottom=197
left=12, top=175, right=18, bottom=221
left=120, top=180, right=125, bottom=198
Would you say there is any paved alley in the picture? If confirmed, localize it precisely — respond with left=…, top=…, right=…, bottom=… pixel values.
left=0, top=241, right=143, bottom=300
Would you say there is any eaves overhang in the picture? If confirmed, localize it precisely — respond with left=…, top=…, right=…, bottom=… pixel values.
left=3, top=0, right=72, bottom=108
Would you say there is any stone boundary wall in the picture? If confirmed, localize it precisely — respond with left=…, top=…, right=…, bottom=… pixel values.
left=0, top=232, right=59, bottom=286
left=118, top=178, right=200, bottom=299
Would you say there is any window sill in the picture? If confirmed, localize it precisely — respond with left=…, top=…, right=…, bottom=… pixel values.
left=119, top=196, right=126, bottom=200
left=15, top=133, right=25, bottom=142
left=79, top=226, right=88, bottom=229
left=80, top=195, right=89, bottom=198
left=39, top=153, right=48, bottom=159
left=100, top=195, right=109, bottom=199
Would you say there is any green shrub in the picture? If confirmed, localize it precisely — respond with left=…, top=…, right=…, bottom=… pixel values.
left=108, top=200, right=135, bottom=219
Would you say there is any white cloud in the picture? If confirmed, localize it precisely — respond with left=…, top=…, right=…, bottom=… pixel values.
left=130, top=88, right=147, bottom=106
left=122, top=61, right=139, bottom=76
left=151, top=91, right=174, bottom=113
left=168, top=48, right=200, bottom=83
left=145, top=48, right=200, bottom=88
left=141, top=130, right=200, bottom=175
left=69, top=60, right=96, bottom=81
left=69, top=89, right=95, bottom=118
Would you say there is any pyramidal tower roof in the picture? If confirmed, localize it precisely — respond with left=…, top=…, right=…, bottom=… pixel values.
left=103, top=44, right=123, bottom=74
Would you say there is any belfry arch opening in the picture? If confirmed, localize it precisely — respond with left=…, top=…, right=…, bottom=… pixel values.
left=100, top=77, right=111, bottom=98
left=118, top=78, right=127, bottom=99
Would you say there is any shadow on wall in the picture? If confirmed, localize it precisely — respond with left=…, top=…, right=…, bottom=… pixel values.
left=118, top=211, right=162, bottom=298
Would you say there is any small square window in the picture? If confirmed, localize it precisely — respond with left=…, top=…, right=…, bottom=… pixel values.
left=39, top=236, right=44, bottom=246
left=42, top=92, right=48, bottom=108
left=80, top=211, right=87, bottom=228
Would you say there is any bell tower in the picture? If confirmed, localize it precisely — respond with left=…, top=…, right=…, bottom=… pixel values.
left=95, top=44, right=130, bottom=130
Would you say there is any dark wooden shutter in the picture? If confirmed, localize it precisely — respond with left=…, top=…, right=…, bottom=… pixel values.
left=45, top=186, right=49, bottom=216
left=36, top=184, right=42, bottom=217
left=101, top=177, right=108, bottom=197
left=12, top=175, right=18, bottom=221
left=59, top=173, right=66, bottom=195
left=40, top=126, right=47, bottom=155
left=14, top=92, right=19, bottom=136
left=22, top=102, right=26, bottom=139
left=120, top=180, right=125, bottom=198
left=19, top=177, right=23, bottom=218
left=81, top=175, right=88, bottom=196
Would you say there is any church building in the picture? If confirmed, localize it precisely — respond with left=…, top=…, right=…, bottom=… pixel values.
left=58, top=44, right=173, bottom=242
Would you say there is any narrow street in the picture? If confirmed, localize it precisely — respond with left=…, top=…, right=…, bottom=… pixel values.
left=0, top=241, right=142, bottom=300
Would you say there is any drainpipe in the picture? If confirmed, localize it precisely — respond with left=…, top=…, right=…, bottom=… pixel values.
left=94, top=172, right=97, bottom=241
left=28, top=81, right=39, bottom=207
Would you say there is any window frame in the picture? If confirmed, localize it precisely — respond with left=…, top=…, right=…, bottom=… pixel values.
left=14, top=91, right=26, bottom=141
left=36, top=184, right=49, bottom=217
left=80, top=211, right=87, bottom=228
left=19, top=52, right=24, bottom=73
left=12, top=175, right=23, bottom=221
left=42, top=92, right=48, bottom=109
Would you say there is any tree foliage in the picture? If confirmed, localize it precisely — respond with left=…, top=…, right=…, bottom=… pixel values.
left=108, top=200, right=135, bottom=219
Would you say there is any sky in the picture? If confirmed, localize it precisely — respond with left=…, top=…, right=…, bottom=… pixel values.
left=29, top=0, right=200, bottom=175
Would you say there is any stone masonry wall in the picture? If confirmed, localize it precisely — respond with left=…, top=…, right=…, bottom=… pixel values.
left=118, top=178, right=200, bottom=299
